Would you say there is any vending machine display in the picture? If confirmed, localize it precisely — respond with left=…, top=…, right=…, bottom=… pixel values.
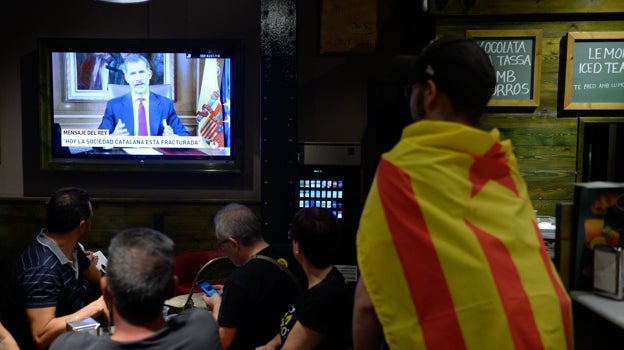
left=296, top=178, right=344, bottom=219
left=294, top=143, right=363, bottom=273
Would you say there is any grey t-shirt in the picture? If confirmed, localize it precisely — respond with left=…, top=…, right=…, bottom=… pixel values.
left=50, top=308, right=221, bottom=350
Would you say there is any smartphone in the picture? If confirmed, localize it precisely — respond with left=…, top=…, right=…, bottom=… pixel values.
left=198, top=280, right=217, bottom=297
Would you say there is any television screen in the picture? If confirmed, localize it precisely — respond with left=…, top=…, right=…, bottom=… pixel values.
left=38, top=38, right=243, bottom=172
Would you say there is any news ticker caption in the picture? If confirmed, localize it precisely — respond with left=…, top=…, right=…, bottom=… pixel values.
left=61, top=129, right=205, bottom=148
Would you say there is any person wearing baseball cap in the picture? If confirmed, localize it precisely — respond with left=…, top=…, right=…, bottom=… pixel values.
left=353, top=36, right=572, bottom=349
left=402, top=35, right=496, bottom=124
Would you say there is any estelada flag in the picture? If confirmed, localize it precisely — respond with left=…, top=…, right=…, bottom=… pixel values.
left=357, top=120, right=572, bottom=350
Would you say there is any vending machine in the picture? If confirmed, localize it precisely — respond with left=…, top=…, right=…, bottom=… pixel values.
left=294, top=142, right=363, bottom=283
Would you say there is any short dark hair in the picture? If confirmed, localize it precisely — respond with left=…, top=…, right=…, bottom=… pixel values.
left=409, top=35, right=496, bottom=124
left=121, top=53, right=151, bottom=74
left=290, top=208, right=342, bottom=268
left=45, top=187, right=91, bottom=234
left=106, top=227, right=175, bottom=325
left=214, top=203, right=262, bottom=246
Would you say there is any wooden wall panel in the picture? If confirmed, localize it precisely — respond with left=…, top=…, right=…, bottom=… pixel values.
left=0, top=198, right=261, bottom=257
left=0, top=197, right=261, bottom=316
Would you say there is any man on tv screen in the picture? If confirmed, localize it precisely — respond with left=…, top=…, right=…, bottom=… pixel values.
left=97, top=53, right=190, bottom=137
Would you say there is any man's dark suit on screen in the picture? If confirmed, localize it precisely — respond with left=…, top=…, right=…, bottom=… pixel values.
left=98, top=92, right=190, bottom=136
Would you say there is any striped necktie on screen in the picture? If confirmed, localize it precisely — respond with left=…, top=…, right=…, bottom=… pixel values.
left=138, top=97, right=147, bottom=136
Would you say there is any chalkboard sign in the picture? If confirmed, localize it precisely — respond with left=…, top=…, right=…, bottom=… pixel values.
left=466, top=29, right=542, bottom=107
left=564, top=31, right=624, bottom=110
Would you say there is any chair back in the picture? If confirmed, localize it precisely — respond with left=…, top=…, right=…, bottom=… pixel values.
left=183, top=256, right=237, bottom=309
left=174, top=250, right=225, bottom=296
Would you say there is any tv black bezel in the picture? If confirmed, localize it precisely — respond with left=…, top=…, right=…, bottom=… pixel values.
left=38, top=37, right=244, bottom=174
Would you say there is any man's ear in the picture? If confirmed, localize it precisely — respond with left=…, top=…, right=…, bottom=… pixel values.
left=423, top=79, right=437, bottom=102
left=101, top=276, right=112, bottom=304
left=292, top=239, right=300, bottom=252
left=228, top=237, right=240, bottom=250
left=423, top=78, right=446, bottom=115
left=78, top=219, right=88, bottom=234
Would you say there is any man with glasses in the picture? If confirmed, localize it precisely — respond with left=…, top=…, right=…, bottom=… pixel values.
left=5, top=187, right=107, bottom=350
left=202, top=203, right=305, bottom=350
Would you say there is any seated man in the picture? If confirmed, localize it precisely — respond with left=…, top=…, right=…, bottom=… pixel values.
left=6, top=187, right=106, bottom=350
left=203, top=203, right=305, bottom=350
left=50, top=227, right=222, bottom=349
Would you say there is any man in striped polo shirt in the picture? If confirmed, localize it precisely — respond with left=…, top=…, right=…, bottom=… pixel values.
left=5, top=187, right=106, bottom=350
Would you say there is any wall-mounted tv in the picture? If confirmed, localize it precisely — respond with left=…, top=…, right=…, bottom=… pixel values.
left=38, top=37, right=243, bottom=173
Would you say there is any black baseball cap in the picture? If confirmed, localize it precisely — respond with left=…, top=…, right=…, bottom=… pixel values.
left=404, top=35, right=496, bottom=111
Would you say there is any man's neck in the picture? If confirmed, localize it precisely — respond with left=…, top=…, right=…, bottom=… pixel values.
left=44, top=230, right=79, bottom=261
left=110, top=314, right=166, bottom=342
left=244, top=241, right=270, bottom=263
left=302, top=260, right=333, bottom=289
left=426, top=92, right=472, bottom=126
left=132, top=91, right=150, bottom=100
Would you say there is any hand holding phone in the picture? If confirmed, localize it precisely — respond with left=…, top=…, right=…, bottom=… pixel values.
left=198, top=280, right=217, bottom=297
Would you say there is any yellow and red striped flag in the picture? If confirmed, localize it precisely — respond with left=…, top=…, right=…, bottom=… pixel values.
left=357, top=120, right=572, bottom=350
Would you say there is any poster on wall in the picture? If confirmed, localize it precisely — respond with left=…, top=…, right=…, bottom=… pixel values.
left=466, top=29, right=542, bottom=107
left=319, top=0, right=377, bottom=54
left=564, top=31, right=624, bottom=110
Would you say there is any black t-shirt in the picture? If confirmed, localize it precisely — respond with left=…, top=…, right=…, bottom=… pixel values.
left=279, top=267, right=353, bottom=349
left=218, top=244, right=304, bottom=350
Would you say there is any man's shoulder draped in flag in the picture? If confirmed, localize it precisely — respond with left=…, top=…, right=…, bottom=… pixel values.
left=357, top=120, right=573, bottom=349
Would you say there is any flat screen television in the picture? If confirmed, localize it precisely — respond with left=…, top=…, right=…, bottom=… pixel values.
left=38, top=37, right=243, bottom=173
